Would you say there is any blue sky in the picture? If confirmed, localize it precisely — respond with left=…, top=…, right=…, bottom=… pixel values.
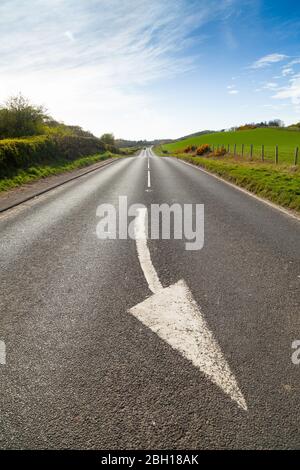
left=1, top=0, right=300, bottom=139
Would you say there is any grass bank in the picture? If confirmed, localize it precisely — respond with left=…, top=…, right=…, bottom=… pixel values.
left=0, top=134, right=111, bottom=179
left=155, top=149, right=300, bottom=213
left=0, top=152, right=118, bottom=192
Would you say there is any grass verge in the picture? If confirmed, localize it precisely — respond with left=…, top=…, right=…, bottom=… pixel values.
left=0, top=151, right=118, bottom=193
left=155, top=149, right=300, bottom=213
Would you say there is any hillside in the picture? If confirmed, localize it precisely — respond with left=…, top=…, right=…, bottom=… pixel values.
left=162, top=128, right=300, bottom=164
left=174, top=130, right=215, bottom=141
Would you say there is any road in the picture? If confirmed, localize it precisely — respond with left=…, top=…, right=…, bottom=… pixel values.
left=0, top=148, right=299, bottom=449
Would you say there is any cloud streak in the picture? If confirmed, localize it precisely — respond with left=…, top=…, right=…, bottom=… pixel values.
left=273, top=76, right=300, bottom=105
left=263, top=82, right=278, bottom=90
left=0, top=0, right=235, bottom=85
left=250, top=53, right=288, bottom=69
left=0, top=0, right=237, bottom=138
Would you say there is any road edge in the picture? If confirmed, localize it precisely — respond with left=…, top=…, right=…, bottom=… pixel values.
left=0, top=157, right=121, bottom=213
left=170, top=156, right=300, bottom=222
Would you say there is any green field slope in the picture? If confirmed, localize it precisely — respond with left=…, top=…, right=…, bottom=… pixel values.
left=163, top=128, right=300, bottom=164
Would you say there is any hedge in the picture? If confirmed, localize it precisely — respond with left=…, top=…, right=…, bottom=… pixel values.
left=0, top=135, right=110, bottom=178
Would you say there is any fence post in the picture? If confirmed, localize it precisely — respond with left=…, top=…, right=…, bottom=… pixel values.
left=241, top=144, right=244, bottom=157
left=261, top=144, right=264, bottom=162
left=250, top=144, right=253, bottom=160
left=275, top=145, right=278, bottom=164
left=295, top=147, right=299, bottom=165
left=234, top=144, right=236, bottom=156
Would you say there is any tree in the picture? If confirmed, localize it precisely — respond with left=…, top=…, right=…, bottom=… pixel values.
left=268, top=119, right=284, bottom=128
left=100, top=133, right=115, bottom=145
left=0, top=94, right=48, bottom=139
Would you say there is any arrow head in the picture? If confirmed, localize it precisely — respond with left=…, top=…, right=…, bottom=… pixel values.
left=129, top=279, right=247, bottom=411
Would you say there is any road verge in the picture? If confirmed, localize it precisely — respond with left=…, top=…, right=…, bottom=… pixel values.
left=154, top=150, right=300, bottom=215
left=0, top=155, right=120, bottom=212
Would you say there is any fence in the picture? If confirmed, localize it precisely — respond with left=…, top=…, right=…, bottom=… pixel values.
left=209, top=143, right=299, bottom=165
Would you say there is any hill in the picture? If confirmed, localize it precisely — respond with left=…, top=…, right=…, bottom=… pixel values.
left=174, top=130, right=215, bottom=141
left=162, top=128, right=300, bottom=164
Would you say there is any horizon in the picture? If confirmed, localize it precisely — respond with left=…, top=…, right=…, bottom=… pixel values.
left=1, top=0, right=300, bottom=140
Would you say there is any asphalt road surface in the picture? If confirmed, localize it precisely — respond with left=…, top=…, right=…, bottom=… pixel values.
left=0, top=148, right=299, bottom=449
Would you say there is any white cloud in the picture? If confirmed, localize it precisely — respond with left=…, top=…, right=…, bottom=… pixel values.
left=250, top=53, right=288, bottom=69
left=262, top=104, right=287, bottom=110
left=0, top=0, right=236, bottom=138
left=227, top=84, right=239, bottom=94
left=273, top=76, right=300, bottom=105
left=282, top=67, right=293, bottom=77
left=288, top=58, right=300, bottom=66
left=64, top=31, right=75, bottom=42
left=263, top=82, right=278, bottom=90
left=0, top=0, right=200, bottom=84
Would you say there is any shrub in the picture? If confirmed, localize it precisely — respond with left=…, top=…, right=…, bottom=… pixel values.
left=0, top=94, right=48, bottom=139
left=196, top=144, right=211, bottom=155
left=237, top=124, right=257, bottom=131
left=0, top=135, right=108, bottom=178
left=100, top=133, right=115, bottom=145
left=183, top=145, right=197, bottom=153
left=214, top=147, right=227, bottom=157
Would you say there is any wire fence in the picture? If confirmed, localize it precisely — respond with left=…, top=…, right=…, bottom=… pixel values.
left=209, top=143, right=299, bottom=165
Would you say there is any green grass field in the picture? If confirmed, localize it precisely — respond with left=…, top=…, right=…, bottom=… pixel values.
left=162, top=128, right=300, bottom=164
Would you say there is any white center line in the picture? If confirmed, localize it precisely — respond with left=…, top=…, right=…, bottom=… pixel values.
left=134, top=208, right=162, bottom=294
left=147, top=169, right=151, bottom=188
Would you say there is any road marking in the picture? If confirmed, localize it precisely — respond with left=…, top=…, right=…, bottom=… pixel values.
left=0, top=341, right=6, bottom=365
left=130, top=208, right=247, bottom=410
left=148, top=158, right=150, bottom=169
left=147, top=170, right=151, bottom=188
left=134, top=208, right=162, bottom=294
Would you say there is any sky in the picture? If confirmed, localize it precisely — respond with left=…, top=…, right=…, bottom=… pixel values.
left=1, top=0, right=300, bottom=140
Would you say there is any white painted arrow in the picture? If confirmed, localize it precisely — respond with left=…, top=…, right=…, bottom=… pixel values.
left=0, top=340, right=6, bottom=365
left=129, top=207, right=247, bottom=411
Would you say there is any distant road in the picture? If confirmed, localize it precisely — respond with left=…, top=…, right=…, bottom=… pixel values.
left=0, top=148, right=299, bottom=449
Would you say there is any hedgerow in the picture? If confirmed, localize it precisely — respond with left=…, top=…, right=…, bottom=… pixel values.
left=0, top=135, right=108, bottom=178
